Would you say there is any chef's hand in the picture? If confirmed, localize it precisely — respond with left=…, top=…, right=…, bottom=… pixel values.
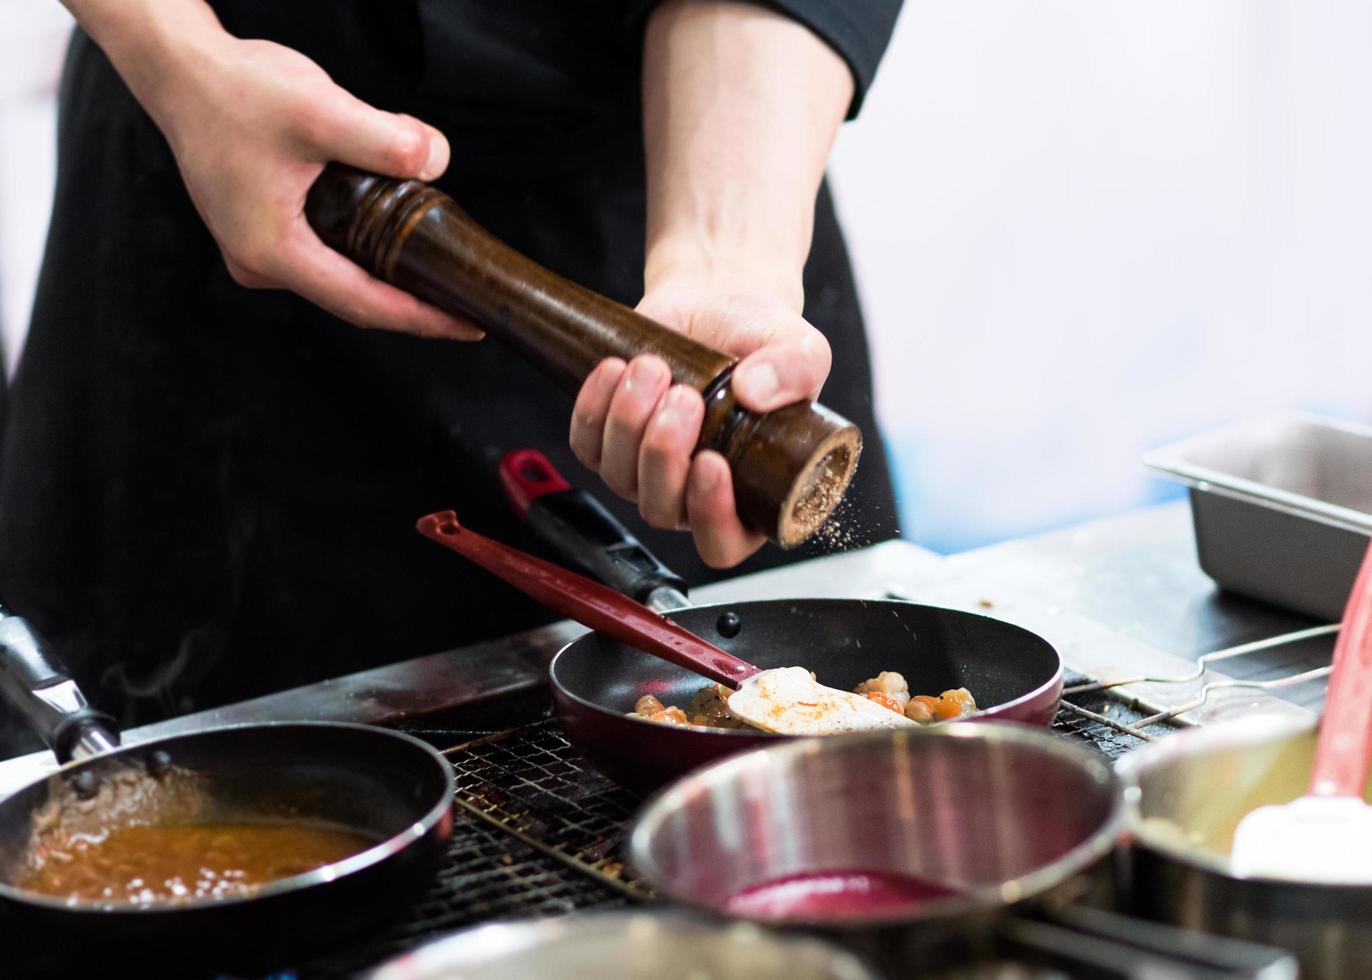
left=569, top=285, right=831, bottom=568
left=68, top=0, right=480, bottom=340
left=570, top=0, right=852, bottom=568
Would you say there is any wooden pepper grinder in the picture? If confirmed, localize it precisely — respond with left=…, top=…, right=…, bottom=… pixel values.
left=305, top=164, right=861, bottom=548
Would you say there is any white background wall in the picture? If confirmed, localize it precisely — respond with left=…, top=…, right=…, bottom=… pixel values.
left=831, top=0, right=1372, bottom=550
left=2, top=1, right=1370, bottom=553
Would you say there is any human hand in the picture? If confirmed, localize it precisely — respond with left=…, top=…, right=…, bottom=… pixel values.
left=125, top=24, right=481, bottom=339
left=569, top=285, right=832, bottom=567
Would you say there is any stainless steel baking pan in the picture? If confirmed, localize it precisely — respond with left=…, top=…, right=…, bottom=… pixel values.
left=1144, top=413, right=1372, bottom=620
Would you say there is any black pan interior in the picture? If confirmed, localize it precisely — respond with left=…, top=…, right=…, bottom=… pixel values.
left=553, top=598, right=1060, bottom=714
left=0, top=723, right=449, bottom=893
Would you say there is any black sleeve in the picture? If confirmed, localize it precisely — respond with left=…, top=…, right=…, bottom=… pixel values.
left=626, top=0, right=905, bottom=119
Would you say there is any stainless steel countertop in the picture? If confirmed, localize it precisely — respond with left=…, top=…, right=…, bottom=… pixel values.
left=0, top=501, right=1330, bottom=798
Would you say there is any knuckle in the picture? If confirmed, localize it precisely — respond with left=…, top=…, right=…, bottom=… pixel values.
left=638, top=422, right=670, bottom=457
left=601, top=461, right=637, bottom=501
left=295, top=106, right=338, bottom=150
left=641, top=502, right=679, bottom=531
left=605, top=401, right=638, bottom=433
left=569, top=432, right=598, bottom=469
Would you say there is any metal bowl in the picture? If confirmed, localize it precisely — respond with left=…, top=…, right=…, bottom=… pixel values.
left=630, top=723, right=1121, bottom=934
left=366, top=911, right=880, bottom=980
left=1118, top=714, right=1372, bottom=979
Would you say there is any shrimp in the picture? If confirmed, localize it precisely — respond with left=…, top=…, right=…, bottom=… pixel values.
left=854, top=671, right=911, bottom=709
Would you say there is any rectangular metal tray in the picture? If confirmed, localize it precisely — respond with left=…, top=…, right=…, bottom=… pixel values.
left=1144, top=413, right=1372, bottom=621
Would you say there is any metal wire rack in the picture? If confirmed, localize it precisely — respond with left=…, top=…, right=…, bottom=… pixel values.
left=288, top=680, right=1172, bottom=977
left=444, top=722, right=651, bottom=899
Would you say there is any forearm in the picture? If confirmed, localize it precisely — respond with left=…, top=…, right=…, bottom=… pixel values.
left=641, top=0, right=854, bottom=310
left=59, top=0, right=230, bottom=130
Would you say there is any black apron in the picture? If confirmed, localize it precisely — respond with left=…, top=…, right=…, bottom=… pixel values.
left=0, top=2, right=897, bottom=752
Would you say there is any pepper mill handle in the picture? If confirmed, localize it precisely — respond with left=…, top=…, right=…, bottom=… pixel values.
left=305, top=164, right=860, bottom=547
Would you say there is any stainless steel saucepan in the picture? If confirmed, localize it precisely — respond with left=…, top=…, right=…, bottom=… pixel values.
left=631, top=723, right=1297, bottom=978
left=1118, top=715, right=1372, bottom=980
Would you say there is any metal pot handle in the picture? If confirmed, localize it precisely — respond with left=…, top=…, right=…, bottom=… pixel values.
left=499, top=449, right=690, bottom=612
left=998, top=904, right=1298, bottom=979
left=0, top=604, right=119, bottom=763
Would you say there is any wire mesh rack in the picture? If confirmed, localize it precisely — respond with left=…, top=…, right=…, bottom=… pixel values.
left=288, top=678, right=1172, bottom=977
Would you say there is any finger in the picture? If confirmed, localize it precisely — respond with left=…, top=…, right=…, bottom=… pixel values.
left=599, top=355, right=671, bottom=501
left=319, top=96, right=450, bottom=181
left=637, top=384, right=704, bottom=530
left=277, top=228, right=484, bottom=339
left=686, top=451, right=766, bottom=568
left=730, top=335, right=832, bottom=413
left=570, top=358, right=626, bottom=469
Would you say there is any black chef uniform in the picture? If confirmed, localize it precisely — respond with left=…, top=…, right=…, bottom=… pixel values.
left=0, top=2, right=903, bottom=754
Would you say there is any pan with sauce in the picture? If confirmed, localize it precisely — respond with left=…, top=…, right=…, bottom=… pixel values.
left=16, top=822, right=377, bottom=905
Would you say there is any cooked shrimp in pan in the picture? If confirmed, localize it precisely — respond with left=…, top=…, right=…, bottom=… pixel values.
left=629, top=671, right=976, bottom=731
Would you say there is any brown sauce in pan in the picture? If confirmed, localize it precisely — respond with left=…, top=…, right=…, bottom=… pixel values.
left=16, top=822, right=376, bottom=905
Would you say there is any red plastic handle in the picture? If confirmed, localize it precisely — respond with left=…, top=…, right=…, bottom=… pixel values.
left=499, top=450, right=572, bottom=520
left=417, top=510, right=759, bottom=688
left=1309, top=539, right=1372, bottom=798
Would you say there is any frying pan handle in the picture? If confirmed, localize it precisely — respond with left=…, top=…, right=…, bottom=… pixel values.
left=0, top=605, right=120, bottom=763
left=999, top=905, right=1297, bottom=979
left=499, top=450, right=690, bottom=612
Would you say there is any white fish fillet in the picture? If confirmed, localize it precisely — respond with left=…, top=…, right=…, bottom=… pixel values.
left=727, top=666, right=918, bottom=735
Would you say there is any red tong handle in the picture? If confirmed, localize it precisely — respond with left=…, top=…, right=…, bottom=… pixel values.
left=499, top=449, right=572, bottom=520
left=1310, top=540, right=1372, bottom=798
left=417, top=511, right=759, bottom=688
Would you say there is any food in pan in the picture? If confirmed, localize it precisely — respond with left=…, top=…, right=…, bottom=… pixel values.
left=16, top=821, right=377, bottom=905
left=631, top=670, right=977, bottom=731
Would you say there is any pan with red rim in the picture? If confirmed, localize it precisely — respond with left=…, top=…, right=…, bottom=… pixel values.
left=416, top=451, right=1062, bottom=793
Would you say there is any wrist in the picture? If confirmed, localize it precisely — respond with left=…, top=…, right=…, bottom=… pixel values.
left=644, top=236, right=805, bottom=313
left=65, top=0, right=230, bottom=130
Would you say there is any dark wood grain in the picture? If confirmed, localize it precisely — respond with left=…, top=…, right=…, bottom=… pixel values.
left=305, top=164, right=860, bottom=546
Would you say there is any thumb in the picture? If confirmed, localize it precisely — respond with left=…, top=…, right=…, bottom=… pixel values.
left=730, top=338, right=832, bottom=412
left=322, top=96, right=450, bottom=182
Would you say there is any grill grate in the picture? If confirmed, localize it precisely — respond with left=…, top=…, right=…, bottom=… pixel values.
left=1051, top=669, right=1182, bottom=760
left=293, top=806, right=632, bottom=978
left=288, top=681, right=1173, bottom=977
left=445, top=722, right=651, bottom=898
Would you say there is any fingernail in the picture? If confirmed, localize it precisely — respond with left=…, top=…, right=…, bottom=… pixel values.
left=626, top=358, right=665, bottom=395
left=656, top=385, right=690, bottom=428
left=420, top=136, right=445, bottom=181
left=696, top=460, right=720, bottom=494
left=738, top=362, right=778, bottom=403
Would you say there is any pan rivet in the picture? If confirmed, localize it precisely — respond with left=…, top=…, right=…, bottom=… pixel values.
left=72, top=770, right=98, bottom=800
left=147, top=750, right=174, bottom=779
left=716, top=611, right=742, bottom=638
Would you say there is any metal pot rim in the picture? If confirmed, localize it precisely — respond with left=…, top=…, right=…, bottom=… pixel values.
left=629, top=721, right=1124, bottom=928
left=1115, top=713, right=1372, bottom=888
left=367, top=910, right=882, bottom=980
left=0, top=721, right=454, bottom=913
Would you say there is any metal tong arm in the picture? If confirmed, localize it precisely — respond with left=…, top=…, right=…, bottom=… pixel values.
left=0, top=604, right=119, bottom=762
left=416, top=512, right=756, bottom=687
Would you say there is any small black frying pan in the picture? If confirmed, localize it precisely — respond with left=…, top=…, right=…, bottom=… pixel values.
left=0, top=604, right=453, bottom=975
left=422, top=452, right=1062, bottom=793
